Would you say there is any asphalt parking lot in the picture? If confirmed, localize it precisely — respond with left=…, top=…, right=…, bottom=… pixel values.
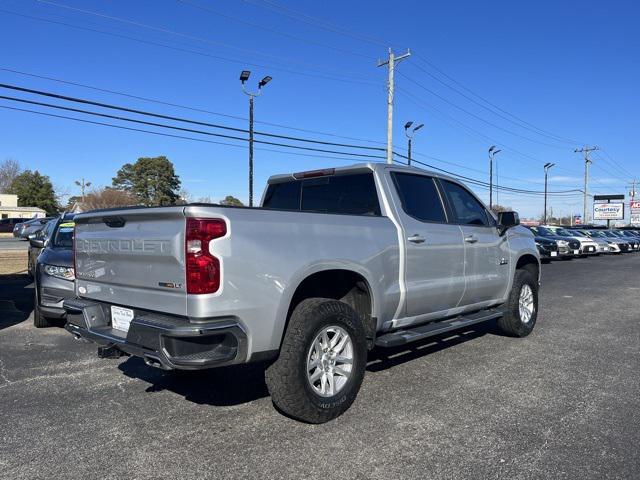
left=1, top=254, right=639, bottom=480
left=0, top=236, right=28, bottom=251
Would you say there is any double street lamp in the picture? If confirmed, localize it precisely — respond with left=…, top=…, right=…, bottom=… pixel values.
left=404, top=121, right=424, bottom=165
left=543, top=162, right=555, bottom=224
left=240, top=70, right=272, bottom=207
left=488, top=145, right=501, bottom=209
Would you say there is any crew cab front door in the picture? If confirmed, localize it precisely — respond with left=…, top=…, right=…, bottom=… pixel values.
left=439, top=180, right=509, bottom=306
left=390, top=172, right=466, bottom=317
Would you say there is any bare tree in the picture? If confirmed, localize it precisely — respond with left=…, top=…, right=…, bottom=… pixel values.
left=490, top=204, right=512, bottom=214
left=0, top=158, right=21, bottom=193
left=80, top=187, right=137, bottom=211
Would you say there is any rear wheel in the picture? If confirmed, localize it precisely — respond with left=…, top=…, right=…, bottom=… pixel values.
left=497, top=269, right=538, bottom=337
left=265, top=298, right=368, bottom=423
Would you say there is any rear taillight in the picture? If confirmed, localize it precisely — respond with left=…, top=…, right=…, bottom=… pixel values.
left=185, top=218, right=226, bottom=294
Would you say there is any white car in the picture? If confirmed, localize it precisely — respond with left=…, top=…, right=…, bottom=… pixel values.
left=541, top=225, right=599, bottom=256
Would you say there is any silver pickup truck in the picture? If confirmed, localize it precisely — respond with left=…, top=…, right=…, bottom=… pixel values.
left=64, top=163, right=540, bottom=423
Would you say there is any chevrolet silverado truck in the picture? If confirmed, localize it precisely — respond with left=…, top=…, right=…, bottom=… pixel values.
left=63, top=163, right=540, bottom=423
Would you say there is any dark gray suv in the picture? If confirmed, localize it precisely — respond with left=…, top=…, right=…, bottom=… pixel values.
left=31, top=215, right=75, bottom=328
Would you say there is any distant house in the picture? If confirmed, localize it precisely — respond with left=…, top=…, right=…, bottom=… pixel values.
left=0, top=194, right=47, bottom=219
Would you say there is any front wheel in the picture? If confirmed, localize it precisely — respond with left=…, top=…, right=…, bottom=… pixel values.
left=497, top=269, right=538, bottom=337
left=265, top=298, right=368, bottom=423
left=33, top=287, right=53, bottom=328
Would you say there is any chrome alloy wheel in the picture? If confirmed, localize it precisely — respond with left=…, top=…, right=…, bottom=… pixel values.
left=519, top=284, right=535, bottom=323
left=306, top=326, right=354, bottom=397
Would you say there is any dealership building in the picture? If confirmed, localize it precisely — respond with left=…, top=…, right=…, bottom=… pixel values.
left=0, top=194, right=46, bottom=219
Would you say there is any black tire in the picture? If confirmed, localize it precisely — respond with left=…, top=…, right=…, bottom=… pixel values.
left=497, top=269, right=538, bottom=337
left=33, top=288, right=53, bottom=328
left=265, top=298, right=368, bottom=423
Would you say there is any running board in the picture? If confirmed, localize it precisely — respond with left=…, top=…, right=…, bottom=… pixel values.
left=375, top=308, right=504, bottom=348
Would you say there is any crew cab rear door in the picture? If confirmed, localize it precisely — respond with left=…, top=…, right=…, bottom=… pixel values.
left=389, top=171, right=465, bottom=317
left=439, top=179, right=509, bottom=306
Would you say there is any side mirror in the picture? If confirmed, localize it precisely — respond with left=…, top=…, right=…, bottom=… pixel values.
left=498, top=211, right=520, bottom=235
left=29, top=238, right=46, bottom=248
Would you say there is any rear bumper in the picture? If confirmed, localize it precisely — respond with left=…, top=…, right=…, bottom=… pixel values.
left=63, top=298, right=248, bottom=370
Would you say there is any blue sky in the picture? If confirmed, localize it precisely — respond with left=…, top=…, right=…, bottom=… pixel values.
left=1, top=0, right=638, bottom=219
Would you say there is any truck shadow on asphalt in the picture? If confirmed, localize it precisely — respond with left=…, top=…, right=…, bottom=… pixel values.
left=117, top=357, right=272, bottom=406
left=0, top=275, right=34, bottom=331
left=116, top=321, right=497, bottom=407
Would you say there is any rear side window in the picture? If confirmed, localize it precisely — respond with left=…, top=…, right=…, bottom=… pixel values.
left=392, top=173, right=447, bottom=223
left=263, top=173, right=381, bottom=216
left=441, top=180, right=490, bottom=226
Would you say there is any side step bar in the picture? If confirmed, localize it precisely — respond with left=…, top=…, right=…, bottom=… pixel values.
left=375, top=308, right=504, bottom=348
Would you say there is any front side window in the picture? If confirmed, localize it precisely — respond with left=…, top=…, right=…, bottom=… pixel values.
left=52, top=222, right=75, bottom=248
left=441, top=180, right=491, bottom=226
left=391, top=172, right=447, bottom=223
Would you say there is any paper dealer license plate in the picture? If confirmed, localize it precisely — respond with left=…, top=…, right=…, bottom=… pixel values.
left=111, top=306, right=134, bottom=333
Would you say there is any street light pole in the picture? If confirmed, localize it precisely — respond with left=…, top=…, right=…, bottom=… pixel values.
left=488, top=146, right=501, bottom=210
left=543, top=163, right=555, bottom=224
left=240, top=70, right=272, bottom=207
left=74, top=177, right=91, bottom=204
left=404, top=121, right=424, bottom=166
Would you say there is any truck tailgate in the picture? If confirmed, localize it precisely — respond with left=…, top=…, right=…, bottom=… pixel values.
left=74, top=207, right=187, bottom=315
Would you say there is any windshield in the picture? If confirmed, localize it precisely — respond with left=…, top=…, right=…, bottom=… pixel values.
left=587, top=230, right=605, bottom=238
left=536, top=226, right=554, bottom=236
left=52, top=222, right=75, bottom=248
left=555, top=228, right=574, bottom=236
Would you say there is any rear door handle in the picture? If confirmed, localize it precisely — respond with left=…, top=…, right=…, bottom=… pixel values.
left=407, top=234, right=426, bottom=244
left=464, top=235, right=478, bottom=243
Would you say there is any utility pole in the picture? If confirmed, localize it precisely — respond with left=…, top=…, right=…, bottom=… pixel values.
left=240, top=70, right=272, bottom=207
left=543, top=163, right=555, bottom=224
left=403, top=121, right=424, bottom=166
left=488, top=146, right=501, bottom=210
left=74, top=178, right=91, bottom=203
left=629, top=179, right=637, bottom=226
left=575, top=146, right=598, bottom=224
left=378, top=48, right=411, bottom=164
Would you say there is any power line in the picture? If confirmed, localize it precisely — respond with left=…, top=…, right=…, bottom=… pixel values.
left=0, top=66, right=387, bottom=145
left=412, top=53, right=580, bottom=145
left=0, top=98, right=577, bottom=197
left=0, top=94, right=387, bottom=159
left=0, top=104, right=380, bottom=164
left=1, top=81, right=590, bottom=194
left=408, top=60, right=578, bottom=145
left=241, top=0, right=392, bottom=49
left=0, top=8, right=378, bottom=86
left=396, top=86, right=591, bottom=181
left=174, top=0, right=374, bottom=60
left=35, top=0, right=373, bottom=81
left=393, top=152, right=582, bottom=196
left=0, top=83, right=384, bottom=151
left=398, top=71, right=569, bottom=149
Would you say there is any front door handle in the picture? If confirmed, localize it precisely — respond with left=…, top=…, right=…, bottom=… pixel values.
left=408, top=234, right=426, bottom=244
left=464, top=235, right=478, bottom=243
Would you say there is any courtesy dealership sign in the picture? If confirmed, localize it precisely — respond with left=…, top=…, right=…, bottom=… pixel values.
left=593, top=202, right=624, bottom=220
